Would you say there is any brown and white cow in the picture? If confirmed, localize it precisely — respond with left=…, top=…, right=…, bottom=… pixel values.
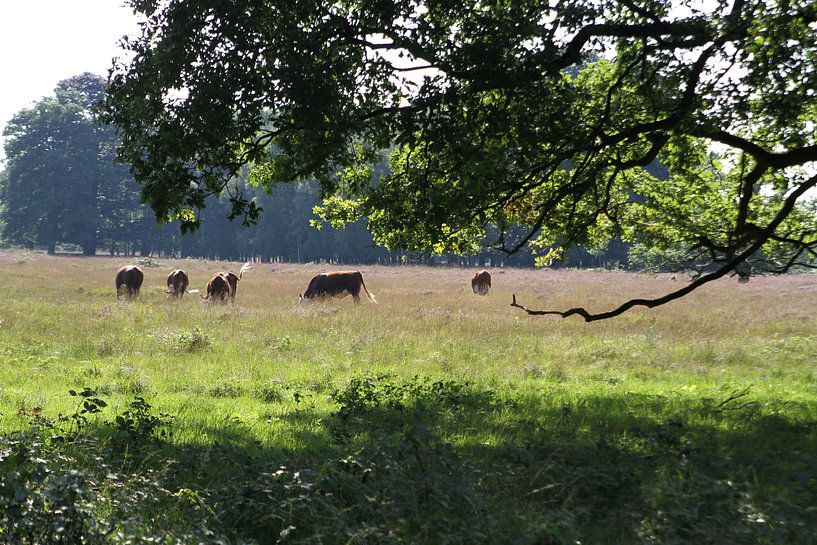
left=115, top=266, right=144, bottom=300
left=204, top=273, right=233, bottom=303
left=205, top=263, right=251, bottom=303
left=166, top=269, right=190, bottom=299
left=216, top=263, right=251, bottom=302
left=300, top=271, right=376, bottom=304
left=471, top=270, right=491, bottom=295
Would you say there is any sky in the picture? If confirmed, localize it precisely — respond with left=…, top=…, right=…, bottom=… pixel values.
left=0, top=1, right=139, bottom=161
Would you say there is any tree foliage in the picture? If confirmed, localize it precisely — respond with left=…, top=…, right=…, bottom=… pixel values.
left=1, top=71, right=449, bottom=264
left=104, top=0, right=817, bottom=318
left=1, top=74, right=146, bottom=255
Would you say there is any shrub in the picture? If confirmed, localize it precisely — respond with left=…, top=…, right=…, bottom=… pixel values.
left=135, top=256, right=163, bottom=268
left=156, top=328, right=212, bottom=353
left=208, top=379, right=244, bottom=398
left=115, top=396, right=174, bottom=443
left=252, top=380, right=290, bottom=403
left=0, top=433, right=224, bottom=544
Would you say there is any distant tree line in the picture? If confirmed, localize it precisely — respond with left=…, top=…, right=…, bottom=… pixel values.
left=0, top=73, right=628, bottom=268
left=1, top=74, right=148, bottom=257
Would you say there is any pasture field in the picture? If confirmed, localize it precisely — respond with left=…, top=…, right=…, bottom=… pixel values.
left=1, top=250, right=816, bottom=544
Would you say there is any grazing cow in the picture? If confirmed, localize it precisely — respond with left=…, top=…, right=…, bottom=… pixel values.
left=300, top=271, right=376, bottom=304
left=204, top=273, right=233, bottom=303
left=166, top=269, right=190, bottom=299
left=204, top=263, right=250, bottom=303
left=471, top=270, right=491, bottom=295
left=115, top=266, right=144, bottom=300
left=216, top=263, right=251, bottom=302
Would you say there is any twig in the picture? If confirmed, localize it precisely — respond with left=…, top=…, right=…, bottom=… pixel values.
left=510, top=294, right=575, bottom=317
left=714, top=385, right=753, bottom=412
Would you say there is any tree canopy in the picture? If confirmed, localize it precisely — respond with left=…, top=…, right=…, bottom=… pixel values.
left=2, top=74, right=115, bottom=255
left=104, top=0, right=817, bottom=319
left=0, top=74, right=163, bottom=255
left=3, top=73, right=487, bottom=264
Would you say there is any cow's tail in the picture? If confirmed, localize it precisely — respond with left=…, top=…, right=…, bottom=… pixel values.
left=239, top=262, right=252, bottom=280
left=359, top=272, right=377, bottom=304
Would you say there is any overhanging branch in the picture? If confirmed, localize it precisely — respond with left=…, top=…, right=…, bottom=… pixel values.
left=697, top=130, right=817, bottom=168
left=510, top=261, right=734, bottom=321
left=512, top=173, right=817, bottom=321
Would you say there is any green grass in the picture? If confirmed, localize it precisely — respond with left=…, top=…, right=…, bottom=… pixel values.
left=1, top=251, right=816, bottom=543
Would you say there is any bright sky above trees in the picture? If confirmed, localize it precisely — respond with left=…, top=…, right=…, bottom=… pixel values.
left=0, top=0, right=138, bottom=160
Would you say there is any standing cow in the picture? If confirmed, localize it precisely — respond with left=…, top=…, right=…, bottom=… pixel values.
left=300, top=271, right=376, bottom=304
left=115, top=266, right=144, bottom=300
left=217, top=263, right=251, bottom=302
left=204, top=272, right=233, bottom=303
left=471, top=270, right=491, bottom=295
left=166, top=269, right=190, bottom=299
left=204, top=263, right=251, bottom=303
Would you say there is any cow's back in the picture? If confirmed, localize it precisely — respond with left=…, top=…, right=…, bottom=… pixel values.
left=167, top=269, right=189, bottom=297
left=471, top=270, right=491, bottom=294
left=116, top=266, right=144, bottom=299
left=224, top=272, right=239, bottom=295
left=206, top=273, right=232, bottom=302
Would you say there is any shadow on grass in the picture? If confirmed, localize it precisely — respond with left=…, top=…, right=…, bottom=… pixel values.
left=3, top=377, right=816, bottom=545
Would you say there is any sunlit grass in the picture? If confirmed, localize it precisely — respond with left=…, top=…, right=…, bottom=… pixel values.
left=2, top=250, right=816, bottom=428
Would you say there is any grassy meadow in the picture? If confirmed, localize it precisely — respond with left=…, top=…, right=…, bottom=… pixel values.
left=1, top=250, right=816, bottom=543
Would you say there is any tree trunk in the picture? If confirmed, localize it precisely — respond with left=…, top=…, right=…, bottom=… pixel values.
left=140, top=240, right=152, bottom=257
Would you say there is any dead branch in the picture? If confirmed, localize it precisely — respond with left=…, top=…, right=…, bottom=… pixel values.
left=511, top=172, right=817, bottom=322
left=714, top=385, right=753, bottom=412
left=509, top=261, right=730, bottom=321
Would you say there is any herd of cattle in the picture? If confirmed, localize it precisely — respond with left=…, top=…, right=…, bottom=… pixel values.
left=115, top=264, right=493, bottom=303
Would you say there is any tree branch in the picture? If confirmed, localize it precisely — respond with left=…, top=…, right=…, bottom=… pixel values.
left=551, top=21, right=710, bottom=74
left=699, top=131, right=817, bottom=168
left=734, top=161, right=769, bottom=230
left=616, top=0, right=662, bottom=22
left=512, top=173, right=817, bottom=321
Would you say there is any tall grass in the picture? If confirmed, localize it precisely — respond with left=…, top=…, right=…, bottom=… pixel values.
left=1, top=250, right=815, bottom=543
